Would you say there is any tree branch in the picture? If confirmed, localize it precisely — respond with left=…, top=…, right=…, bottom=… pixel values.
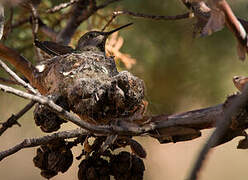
left=113, top=10, right=191, bottom=21
left=101, top=10, right=191, bottom=31
left=0, top=128, right=88, bottom=161
left=0, top=45, right=46, bottom=94
left=0, top=59, right=37, bottom=94
left=0, top=80, right=246, bottom=145
left=0, top=77, right=19, bottom=85
left=1, top=81, right=248, bottom=164
left=0, top=101, right=35, bottom=136
left=56, top=0, right=121, bottom=45
left=45, top=0, right=79, bottom=13
left=0, top=4, right=4, bottom=40
left=188, top=84, right=248, bottom=180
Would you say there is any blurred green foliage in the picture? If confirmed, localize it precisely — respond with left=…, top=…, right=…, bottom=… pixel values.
left=1, top=0, right=248, bottom=115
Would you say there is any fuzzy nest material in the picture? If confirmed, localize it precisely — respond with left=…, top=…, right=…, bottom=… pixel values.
left=35, top=52, right=146, bottom=126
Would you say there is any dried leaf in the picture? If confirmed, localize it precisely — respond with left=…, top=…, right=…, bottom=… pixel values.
left=237, top=138, right=248, bottom=149
left=106, top=32, right=136, bottom=69
left=202, top=9, right=225, bottom=36
left=128, top=139, right=147, bottom=158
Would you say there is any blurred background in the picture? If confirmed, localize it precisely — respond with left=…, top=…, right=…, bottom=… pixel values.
left=1, top=0, right=248, bottom=179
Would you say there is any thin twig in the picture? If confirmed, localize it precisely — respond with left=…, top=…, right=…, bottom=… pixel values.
left=28, top=3, right=39, bottom=38
left=0, top=60, right=39, bottom=135
left=101, top=15, right=116, bottom=31
left=101, top=10, right=191, bottom=31
left=45, top=0, right=79, bottom=13
left=0, top=4, right=4, bottom=40
left=3, top=7, right=13, bottom=39
left=0, top=101, right=35, bottom=136
left=28, top=2, right=43, bottom=63
left=0, top=59, right=37, bottom=94
left=0, top=77, right=19, bottom=85
left=56, top=0, right=121, bottom=45
left=113, top=10, right=191, bottom=21
left=188, top=84, right=248, bottom=180
left=0, top=128, right=88, bottom=161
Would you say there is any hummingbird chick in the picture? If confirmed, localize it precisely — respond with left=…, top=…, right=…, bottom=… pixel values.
left=35, top=23, right=133, bottom=56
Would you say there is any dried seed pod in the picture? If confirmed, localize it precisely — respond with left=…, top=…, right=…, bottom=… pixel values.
left=128, top=139, right=147, bottom=158
left=33, top=140, right=73, bottom=179
left=110, top=151, right=145, bottom=180
left=34, top=95, right=70, bottom=132
left=40, top=170, right=58, bottom=179
left=78, top=155, right=110, bottom=180
left=237, top=138, right=248, bottom=149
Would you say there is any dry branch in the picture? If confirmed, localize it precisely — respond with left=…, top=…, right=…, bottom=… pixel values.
left=45, top=0, right=79, bottom=13
left=0, top=101, right=35, bottom=136
left=113, top=10, right=191, bottom=21
left=0, top=79, right=246, bottom=144
left=188, top=85, right=248, bottom=180
left=0, top=44, right=46, bottom=93
left=101, top=10, right=191, bottom=31
left=1, top=78, right=248, bottom=171
left=0, top=128, right=88, bottom=161
left=0, top=59, right=37, bottom=94
left=0, top=59, right=39, bottom=135
left=0, top=4, right=4, bottom=40
left=56, top=0, right=121, bottom=45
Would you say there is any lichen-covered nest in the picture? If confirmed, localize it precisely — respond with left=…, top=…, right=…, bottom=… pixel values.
left=35, top=52, right=146, bottom=127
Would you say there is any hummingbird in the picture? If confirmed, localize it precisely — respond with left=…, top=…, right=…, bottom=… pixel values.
left=34, top=23, right=133, bottom=56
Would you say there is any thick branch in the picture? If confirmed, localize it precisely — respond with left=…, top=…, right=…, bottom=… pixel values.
left=56, top=0, right=121, bottom=45
left=151, top=104, right=222, bottom=130
left=188, top=85, right=248, bottom=180
left=1, top=81, right=248, bottom=163
left=0, top=44, right=46, bottom=94
left=0, top=81, right=241, bottom=143
left=0, top=128, right=87, bottom=161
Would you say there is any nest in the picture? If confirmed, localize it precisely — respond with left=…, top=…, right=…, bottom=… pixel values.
left=34, top=51, right=146, bottom=130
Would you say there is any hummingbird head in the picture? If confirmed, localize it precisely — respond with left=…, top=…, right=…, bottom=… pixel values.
left=76, top=23, right=133, bottom=53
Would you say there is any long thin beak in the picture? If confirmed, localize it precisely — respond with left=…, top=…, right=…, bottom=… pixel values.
left=105, top=23, right=133, bottom=36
